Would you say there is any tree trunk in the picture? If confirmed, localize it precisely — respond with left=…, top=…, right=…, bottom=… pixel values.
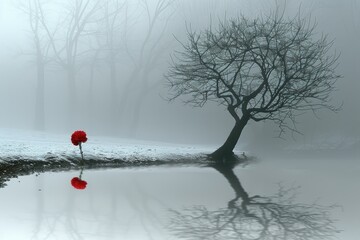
left=108, top=56, right=119, bottom=135
left=34, top=60, right=45, bottom=131
left=211, top=115, right=250, bottom=160
left=87, top=61, right=95, bottom=124
left=128, top=68, right=151, bottom=138
left=66, top=65, right=77, bottom=128
left=67, top=66, right=77, bottom=115
left=127, top=84, right=147, bottom=138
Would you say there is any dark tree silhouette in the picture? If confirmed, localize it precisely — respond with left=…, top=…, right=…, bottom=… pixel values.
left=97, top=0, right=126, bottom=121
left=39, top=0, right=101, bottom=119
left=167, top=11, right=340, bottom=160
left=169, top=161, right=340, bottom=240
left=18, top=0, right=52, bottom=131
left=118, top=0, right=176, bottom=137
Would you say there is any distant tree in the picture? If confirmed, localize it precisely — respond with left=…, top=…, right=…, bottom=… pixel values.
left=97, top=0, right=126, bottom=116
left=167, top=11, right=340, bottom=160
left=83, top=0, right=175, bottom=136
left=18, top=0, right=52, bottom=131
left=118, top=0, right=176, bottom=137
left=39, top=0, right=102, bottom=119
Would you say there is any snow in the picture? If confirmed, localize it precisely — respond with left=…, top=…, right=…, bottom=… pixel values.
left=0, top=128, right=216, bottom=163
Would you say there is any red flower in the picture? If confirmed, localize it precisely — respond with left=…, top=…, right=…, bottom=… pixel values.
left=71, top=130, right=87, bottom=146
left=71, top=177, right=87, bottom=190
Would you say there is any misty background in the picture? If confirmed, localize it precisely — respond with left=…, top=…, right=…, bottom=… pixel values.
left=0, top=0, right=359, bottom=152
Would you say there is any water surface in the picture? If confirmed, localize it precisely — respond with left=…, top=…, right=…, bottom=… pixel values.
left=0, top=156, right=358, bottom=240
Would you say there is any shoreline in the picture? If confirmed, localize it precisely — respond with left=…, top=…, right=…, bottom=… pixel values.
left=0, top=154, right=214, bottom=188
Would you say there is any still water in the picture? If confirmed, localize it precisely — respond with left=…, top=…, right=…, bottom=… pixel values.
left=0, top=156, right=359, bottom=240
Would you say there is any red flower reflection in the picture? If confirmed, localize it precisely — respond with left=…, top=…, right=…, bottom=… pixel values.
left=71, top=177, right=87, bottom=190
left=71, top=130, right=88, bottom=146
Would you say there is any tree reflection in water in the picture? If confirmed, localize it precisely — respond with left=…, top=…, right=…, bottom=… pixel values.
left=169, top=159, right=340, bottom=240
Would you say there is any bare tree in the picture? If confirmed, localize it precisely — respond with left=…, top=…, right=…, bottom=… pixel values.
left=39, top=0, right=102, bottom=119
left=85, top=41, right=101, bottom=127
left=167, top=10, right=340, bottom=160
left=169, top=161, right=340, bottom=240
left=97, top=0, right=126, bottom=114
left=18, top=0, right=53, bottom=131
left=118, top=0, right=176, bottom=137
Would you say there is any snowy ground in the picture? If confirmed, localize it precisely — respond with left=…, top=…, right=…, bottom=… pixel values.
left=0, top=128, right=230, bottom=187
left=1, top=127, right=357, bottom=162
left=1, top=127, right=357, bottom=186
left=0, top=128, right=219, bottom=163
left=0, top=127, right=253, bottom=187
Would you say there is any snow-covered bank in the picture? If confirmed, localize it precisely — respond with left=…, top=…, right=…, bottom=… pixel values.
left=0, top=128, right=219, bottom=188
left=0, top=128, right=219, bottom=163
left=0, top=128, right=255, bottom=188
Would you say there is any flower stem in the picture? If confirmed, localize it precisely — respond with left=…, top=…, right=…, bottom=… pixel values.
left=79, top=142, right=84, bottom=165
left=79, top=166, right=84, bottom=179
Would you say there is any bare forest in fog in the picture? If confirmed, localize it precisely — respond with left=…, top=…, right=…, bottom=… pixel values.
left=0, top=0, right=359, bottom=151
left=0, top=2, right=359, bottom=239
left=12, top=0, right=177, bottom=137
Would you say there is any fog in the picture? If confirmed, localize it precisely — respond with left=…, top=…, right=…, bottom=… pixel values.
left=0, top=0, right=359, bottom=151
